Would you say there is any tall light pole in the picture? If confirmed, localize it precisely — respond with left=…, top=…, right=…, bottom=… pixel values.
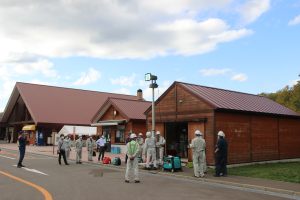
left=145, top=73, right=158, bottom=137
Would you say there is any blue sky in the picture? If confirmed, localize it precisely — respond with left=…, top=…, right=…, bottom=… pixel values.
left=0, top=0, right=300, bottom=112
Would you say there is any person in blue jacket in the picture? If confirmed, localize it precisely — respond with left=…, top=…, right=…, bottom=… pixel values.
left=17, top=131, right=27, bottom=168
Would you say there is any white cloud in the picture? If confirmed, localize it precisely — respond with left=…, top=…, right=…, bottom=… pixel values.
left=12, top=60, right=57, bottom=78
left=0, top=1, right=252, bottom=59
left=199, top=68, right=231, bottom=76
left=143, top=80, right=172, bottom=101
left=110, top=74, right=137, bottom=87
left=289, top=79, right=299, bottom=87
left=0, top=62, right=59, bottom=111
left=288, top=15, right=300, bottom=26
left=73, top=68, right=101, bottom=86
left=231, top=73, right=248, bottom=82
left=239, top=0, right=270, bottom=24
left=0, top=79, right=16, bottom=112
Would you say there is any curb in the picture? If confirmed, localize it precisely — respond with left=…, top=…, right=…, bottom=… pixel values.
left=2, top=147, right=300, bottom=199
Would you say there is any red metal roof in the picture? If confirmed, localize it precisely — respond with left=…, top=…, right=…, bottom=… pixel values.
left=7, top=82, right=139, bottom=125
left=179, top=82, right=300, bottom=117
left=110, top=98, right=151, bottom=120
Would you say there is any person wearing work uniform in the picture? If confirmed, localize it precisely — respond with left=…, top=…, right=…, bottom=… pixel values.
left=215, top=131, right=228, bottom=177
left=75, top=136, right=83, bottom=164
left=143, top=131, right=157, bottom=169
left=155, top=131, right=166, bottom=166
left=17, top=131, right=27, bottom=168
left=58, top=134, right=69, bottom=165
left=64, top=135, right=72, bottom=160
left=125, top=133, right=140, bottom=183
left=86, top=136, right=95, bottom=161
left=96, top=135, right=106, bottom=161
left=137, top=133, right=144, bottom=158
left=124, top=134, right=131, bottom=164
left=189, top=130, right=206, bottom=178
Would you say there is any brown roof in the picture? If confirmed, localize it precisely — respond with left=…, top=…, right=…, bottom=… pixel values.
left=92, top=98, right=151, bottom=122
left=2, top=82, right=139, bottom=125
left=179, top=82, right=300, bottom=117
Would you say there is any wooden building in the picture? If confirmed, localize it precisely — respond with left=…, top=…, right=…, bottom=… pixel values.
left=0, top=82, right=142, bottom=145
left=145, top=82, right=300, bottom=165
left=91, top=96, right=151, bottom=153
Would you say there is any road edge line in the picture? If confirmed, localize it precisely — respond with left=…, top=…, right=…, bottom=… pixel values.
left=0, top=170, right=53, bottom=200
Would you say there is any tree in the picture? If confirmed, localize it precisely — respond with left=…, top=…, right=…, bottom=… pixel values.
left=260, top=81, right=300, bottom=113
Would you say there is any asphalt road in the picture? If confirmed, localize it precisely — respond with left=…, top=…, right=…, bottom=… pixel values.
left=0, top=149, right=295, bottom=200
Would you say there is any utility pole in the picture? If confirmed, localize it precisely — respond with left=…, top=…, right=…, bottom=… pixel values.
left=145, top=73, right=158, bottom=137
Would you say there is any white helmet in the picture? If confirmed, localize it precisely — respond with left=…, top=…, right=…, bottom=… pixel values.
left=146, top=131, right=151, bottom=138
left=156, top=131, right=160, bottom=135
left=130, top=133, right=137, bottom=139
left=138, top=133, right=143, bottom=136
left=195, top=130, right=202, bottom=136
left=217, top=131, right=225, bottom=137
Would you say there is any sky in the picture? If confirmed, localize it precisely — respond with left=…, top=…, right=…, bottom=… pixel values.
left=0, top=0, right=300, bottom=112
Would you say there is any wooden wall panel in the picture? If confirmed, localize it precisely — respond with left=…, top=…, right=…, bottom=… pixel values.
left=251, top=116, right=279, bottom=161
left=279, top=118, right=300, bottom=159
left=100, top=105, right=127, bottom=121
left=215, top=112, right=251, bottom=164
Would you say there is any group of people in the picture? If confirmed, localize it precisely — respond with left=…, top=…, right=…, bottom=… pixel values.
left=189, top=130, right=228, bottom=178
left=57, top=134, right=109, bottom=165
left=124, top=130, right=166, bottom=183
left=57, top=134, right=84, bottom=165
left=15, top=129, right=227, bottom=183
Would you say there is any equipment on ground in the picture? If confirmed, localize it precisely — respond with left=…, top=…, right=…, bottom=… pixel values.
left=103, top=157, right=111, bottom=164
left=112, top=157, right=121, bottom=166
left=162, top=156, right=182, bottom=172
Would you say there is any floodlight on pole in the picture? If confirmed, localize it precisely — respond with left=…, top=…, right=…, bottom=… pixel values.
left=145, top=73, right=158, bottom=137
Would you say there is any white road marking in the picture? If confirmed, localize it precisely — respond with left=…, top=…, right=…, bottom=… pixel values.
left=0, top=155, right=16, bottom=160
left=13, top=165, right=49, bottom=176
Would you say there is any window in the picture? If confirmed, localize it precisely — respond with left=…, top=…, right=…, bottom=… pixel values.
left=115, top=126, right=125, bottom=143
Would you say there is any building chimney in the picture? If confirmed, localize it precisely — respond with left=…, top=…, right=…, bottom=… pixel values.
left=137, top=89, right=143, bottom=100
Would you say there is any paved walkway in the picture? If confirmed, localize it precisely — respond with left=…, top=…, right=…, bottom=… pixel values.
left=1, top=142, right=300, bottom=198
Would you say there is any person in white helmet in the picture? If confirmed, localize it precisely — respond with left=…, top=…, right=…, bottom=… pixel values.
left=143, top=131, right=157, bottom=169
left=155, top=131, right=166, bottom=166
left=215, top=131, right=228, bottom=177
left=125, top=133, right=140, bottom=183
left=137, top=133, right=144, bottom=158
left=189, top=130, right=206, bottom=177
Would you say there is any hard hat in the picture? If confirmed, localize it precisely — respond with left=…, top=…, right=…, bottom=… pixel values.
left=130, top=133, right=137, bottom=139
left=217, top=131, right=225, bottom=137
left=156, top=131, right=160, bottom=135
left=146, top=131, right=151, bottom=137
left=195, top=130, right=202, bottom=136
left=138, top=133, right=143, bottom=136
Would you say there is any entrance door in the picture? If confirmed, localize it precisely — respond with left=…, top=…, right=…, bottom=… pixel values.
left=165, top=122, right=188, bottom=158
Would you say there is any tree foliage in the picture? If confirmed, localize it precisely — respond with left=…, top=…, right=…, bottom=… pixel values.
left=260, top=81, right=300, bottom=113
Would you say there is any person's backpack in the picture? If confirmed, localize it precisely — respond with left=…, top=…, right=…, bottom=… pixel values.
left=103, top=157, right=111, bottom=164
left=112, top=157, right=121, bottom=166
